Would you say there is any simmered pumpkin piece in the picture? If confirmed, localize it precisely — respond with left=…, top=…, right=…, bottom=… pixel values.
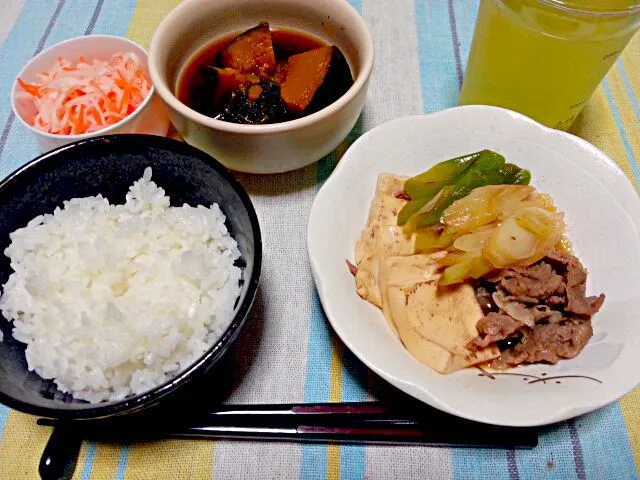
left=247, top=84, right=263, bottom=102
left=280, top=46, right=352, bottom=113
left=271, top=61, right=289, bottom=84
left=201, top=66, right=260, bottom=108
left=220, top=22, right=276, bottom=75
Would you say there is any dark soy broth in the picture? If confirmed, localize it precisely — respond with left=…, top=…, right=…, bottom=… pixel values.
left=176, top=26, right=354, bottom=125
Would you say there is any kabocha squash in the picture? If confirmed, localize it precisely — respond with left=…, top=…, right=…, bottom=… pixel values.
left=281, top=46, right=352, bottom=114
left=177, top=23, right=354, bottom=125
left=202, top=66, right=260, bottom=109
left=280, top=46, right=331, bottom=113
left=220, top=22, right=276, bottom=75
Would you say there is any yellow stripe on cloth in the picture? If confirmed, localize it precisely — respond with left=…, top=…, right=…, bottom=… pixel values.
left=620, top=33, right=640, bottom=107
left=88, top=443, right=127, bottom=480
left=607, top=67, right=640, bottom=173
left=568, top=33, right=640, bottom=474
left=123, top=440, right=215, bottom=480
left=568, top=32, right=640, bottom=191
left=617, top=37, right=640, bottom=468
left=125, top=0, right=181, bottom=49
left=568, top=85, right=639, bottom=190
left=620, top=387, right=640, bottom=476
left=327, top=339, right=345, bottom=480
left=126, top=0, right=183, bottom=143
left=0, top=412, right=52, bottom=479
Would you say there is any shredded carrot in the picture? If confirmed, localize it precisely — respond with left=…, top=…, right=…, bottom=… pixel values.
left=16, top=52, right=151, bottom=135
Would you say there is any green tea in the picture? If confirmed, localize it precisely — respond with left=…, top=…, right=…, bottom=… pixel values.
left=460, top=0, right=640, bottom=130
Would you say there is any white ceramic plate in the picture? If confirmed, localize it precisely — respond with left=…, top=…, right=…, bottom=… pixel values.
left=307, top=105, right=640, bottom=427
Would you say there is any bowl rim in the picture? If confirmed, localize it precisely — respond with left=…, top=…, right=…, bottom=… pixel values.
left=11, top=35, right=157, bottom=141
left=307, top=105, right=640, bottom=427
left=0, top=134, right=262, bottom=420
left=148, top=0, right=375, bottom=135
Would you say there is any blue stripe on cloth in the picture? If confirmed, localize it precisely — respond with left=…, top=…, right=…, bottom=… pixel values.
left=603, top=79, right=640, bottom=186
left=301, top=291, right=333, bottom=480
left=617, top=60, right=640, bottom=133
left=447, top=0, right=463, bottom=89
left=414, top=0, right=460, bottom=113
left=514, top=423, right=578, bottom=480
left=89, top=0, right=136, bottom=36
left=113, top=445, right=130, bottom=480
left=79, top=442, right=97, bottom=480
left=0, top=405, right=9, bottom=439
left=302, top=0, right=363, bottom=477
left=340, top=348, right=368, bottom=480
left=452, top=449, right=517, bottom=480
left=0, top=0, right=137, bottom=178
left=0, top=0, right=62, bottom=171
left=573, top=403, right=637, bottom=480
left=0, top=0, right=88, bottom=174
left=452, top=0, right=479, bottom=72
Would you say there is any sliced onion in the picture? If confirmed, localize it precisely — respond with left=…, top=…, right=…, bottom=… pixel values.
left=483, top=207, right=564, bottom=268
left=452, top=228, right=494, bottom=252
left=443, top=185, right=534, bottom=234
left=439, top=252, right=495, bottom=285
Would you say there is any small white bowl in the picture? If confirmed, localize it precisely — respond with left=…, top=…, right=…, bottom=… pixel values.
left=148, top=0, right=374, bottom=174
left=11, top=35, right=170, bottom=153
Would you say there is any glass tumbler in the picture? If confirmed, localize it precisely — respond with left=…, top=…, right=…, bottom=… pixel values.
left=459, top=0, right=640, bottom=130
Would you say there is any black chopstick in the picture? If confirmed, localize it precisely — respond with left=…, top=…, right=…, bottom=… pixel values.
left=38, top=401, right=538, bottom=448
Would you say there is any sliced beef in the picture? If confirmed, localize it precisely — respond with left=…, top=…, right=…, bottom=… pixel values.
left=492, top=291, right=534, bottom=326
left=546, top=250, right=605, bottom=316
left=546, top=295, right=565, bottom=307
left=498, top=261, right=564, bottom=301
left=564, top=263, right=605, bottom=315
left=491, top=291, right=568, bottom=326
left=468, top=251, right=604, bottom=368
left=474, top=284, right=496, bottom=315
left=490, top=320, right=593, bottom=369
left=567, top=291, right=605, bottom=316
left=545, top=250, right=577, bottom=267
left=469, top=312, right=523, bottom=349
left=532, top=304, right=565, bottom=324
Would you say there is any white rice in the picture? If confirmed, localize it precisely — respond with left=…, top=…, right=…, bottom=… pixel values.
left=0, top=168, right=242, bottom=403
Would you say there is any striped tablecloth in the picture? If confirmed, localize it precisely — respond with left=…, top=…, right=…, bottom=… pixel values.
left=1, top=1, right=639, bottom=479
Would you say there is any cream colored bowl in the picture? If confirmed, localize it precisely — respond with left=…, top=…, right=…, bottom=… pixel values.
left=148, top=0, right=374, bottom=174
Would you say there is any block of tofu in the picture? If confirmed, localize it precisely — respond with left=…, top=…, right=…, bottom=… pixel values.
left=405, top=281, right=492, bottom=357
left=377, top=254, right=445, bottom=336
left=354, top=173, right=415, bottom=307
left=355, top=224, right=415, bottom=265
left=355, top=257, right=382, bottom=307
left=387, top=285, right=499, bottom=374
left=354, top=228, right=417, bottom=307
left=365, top=173, right=408, bottom=227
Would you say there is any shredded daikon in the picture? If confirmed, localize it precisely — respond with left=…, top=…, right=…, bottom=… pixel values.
left=17, top=53, right=151, bottom=135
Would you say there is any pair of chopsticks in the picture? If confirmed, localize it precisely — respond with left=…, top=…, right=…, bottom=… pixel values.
left=37, top=402, right=537, bottom=480
left=38, top=401, right=537, bottom=446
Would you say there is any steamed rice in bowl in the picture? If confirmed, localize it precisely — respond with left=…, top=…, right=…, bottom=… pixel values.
left=0, top=168, right=242, bottom=403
